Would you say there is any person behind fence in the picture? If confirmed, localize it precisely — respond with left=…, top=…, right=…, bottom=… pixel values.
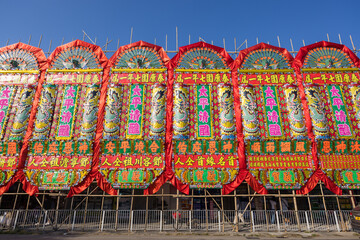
left=0, top=212, right=12, bottom=228
left=281, top=198, right=290, bottom=224
left=269, top=198, right=277, bottom=224
left=233, top=198, right=245, bottom=225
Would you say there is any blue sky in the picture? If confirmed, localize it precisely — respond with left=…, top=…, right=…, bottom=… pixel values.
left=1, top=0, right=359, bottom=58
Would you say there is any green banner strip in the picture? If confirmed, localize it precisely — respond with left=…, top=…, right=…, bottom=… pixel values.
left=269, top=170, right=295, bottom=184
left=42, top=171, right=69, bottom=184
left=342, top=170, right=360, bottom=183
left=118, top=169, right=144, bottom=183
left=0, top=86, right=14, bottom=136
left=193, top=169, right=218, bottom=183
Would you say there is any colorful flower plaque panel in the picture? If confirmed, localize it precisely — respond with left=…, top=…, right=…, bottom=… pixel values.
left=24, top=40, right=107, bottom=190
left=297, top=42, right=360, bottom=189
left=172, top=43, right=238, bottom=189
left=238, top=44, right=314, bottom=189
left=100, top=42, right=169, bottom=189
left=0, top=43, right=47, bottom=188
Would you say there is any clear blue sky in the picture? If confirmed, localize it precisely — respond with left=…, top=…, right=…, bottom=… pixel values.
left=1, top=0, right=359, bottom=58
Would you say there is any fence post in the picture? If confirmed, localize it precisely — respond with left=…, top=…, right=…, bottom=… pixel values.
left=305, top=211, right=310, bottom=231
left=251, top=211, right=255, bottom=232
left=175, top=210, right=178, bottom=231
left=218, top=211, right=221, bottom=232
left=130, top=211, right=133, bottom=232
left=42, top=211, right=48, bottom=230
left=189, top=210, right=192, bottom=232
left=276, top=210, right=280, bottom=232
left=160, top=211, right=163, bottom=232
left=72, top=210, right=76, bottom=231
left=334, top=211, right=340, bottom=232
left=100, top=210, right=105, bottom=232
left=12, top=210, right=19, bottom=231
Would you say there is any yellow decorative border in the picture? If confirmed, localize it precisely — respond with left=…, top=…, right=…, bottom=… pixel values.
left=47, top=69, right=103, bottom=73
left=301, top=68, right=358, bottom=73
left=0, top=70, right=39, bottom=74
left=238, top=69, right=293, bottom=73
left=111, top=68, right=166, bottom=73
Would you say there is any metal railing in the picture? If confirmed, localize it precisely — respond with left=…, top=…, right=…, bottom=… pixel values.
left=0, top=209, right=353, bottom=233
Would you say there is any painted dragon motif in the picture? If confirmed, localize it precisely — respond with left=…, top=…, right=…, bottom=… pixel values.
left=173, top=84, right=189, bottom=139
left=149, top=84, right=166, bottom=138
left=305, top=86, right=329, bottom=138
left=284, top=87, right=307, bottom=138
left=80, top=85, right=100, bottom=140
left=218, top=84, right=236, bottom=139
left=9, top=87, right=35, bottom=140
left=33, top=85, right=57, bottom=140
left=103, top=85, right=122, bottom=139
left=240, top=86, right=260, bottom=139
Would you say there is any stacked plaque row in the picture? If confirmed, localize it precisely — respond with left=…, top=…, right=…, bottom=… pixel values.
left=0, top=39, right=358, bottom=196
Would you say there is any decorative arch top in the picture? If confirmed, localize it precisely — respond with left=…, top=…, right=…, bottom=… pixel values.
left=108, top=41, right=170, bottom=69
left=0, top=42, right=47, bottom=71
left=48, top=40, right=107, bottom=70
left=294, top=41, right=359, bottom=69
left=235, top=43, right=293, bottom=70
left=171, top=42, right=233, bottom=70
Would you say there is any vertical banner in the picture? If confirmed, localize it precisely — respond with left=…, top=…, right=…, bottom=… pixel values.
left=56, top=85, right=79, bottom=140
left=0, top=86, right=15, bottom=136
left=261, top=85, right=283, bottom=138
left=126, top=84, right=145, bottom=139
left=326, top=85, right=352, bottom=137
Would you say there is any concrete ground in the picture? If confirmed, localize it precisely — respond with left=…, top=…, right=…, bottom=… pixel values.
left=0, top=232, right=360, bottom=240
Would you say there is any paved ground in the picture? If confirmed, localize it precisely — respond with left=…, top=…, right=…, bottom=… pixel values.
left=0, top=232, right=360, bottom=240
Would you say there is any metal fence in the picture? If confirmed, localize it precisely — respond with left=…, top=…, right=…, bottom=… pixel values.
left=0, top=209, right=353, bottom=233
